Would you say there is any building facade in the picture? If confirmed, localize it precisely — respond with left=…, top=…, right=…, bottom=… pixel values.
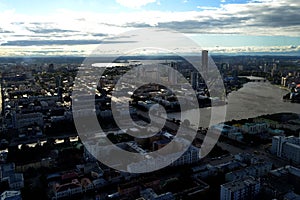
left=220, top=177, right=260, bottom=200
left=271, top=136, right=300, bottom=164
left=225, top=162, right=272, bottom=182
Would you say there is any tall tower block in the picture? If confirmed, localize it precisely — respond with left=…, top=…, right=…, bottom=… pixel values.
left=202, top=50, right=208, bottom=78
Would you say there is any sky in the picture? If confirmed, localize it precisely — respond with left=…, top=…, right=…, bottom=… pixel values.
left=0, top=0, right=300, bottom=56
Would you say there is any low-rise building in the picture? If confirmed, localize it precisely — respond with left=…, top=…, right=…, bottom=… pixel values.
left=220, top=177, right=260, bottom=200
left=140, top=188, right=175, bottom=200
left=216, top=161, right=245, bottom=173
left=211, top=124, right=243, bottom=142
left=53, top=179, right=82, bottom=199
left=225, top=162, right=272, bottom=182
left=241, top=123, right=269, bottom=135
left=127, top=145, right=200, bottom=173
left=0, top=163, right=24, bottom=190
left=0, top=190, right=22, bottom=200
left=263, top=166, right=300, bottom=199
left=13, top=112, right=44, bottom=130
left=81, top=178, right=93, bottom=192
left=211, top=124, right=239, bottom=137
left=234, top=153, right=262, bottom=165
left=284, top=192, right=300, bottom=200
left=191, top=164, right=218, bottom=179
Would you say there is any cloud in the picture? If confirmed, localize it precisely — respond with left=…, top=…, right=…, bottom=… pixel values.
left=1, top=44, right=300, bottom=57
left=1, top=39, right=135, bottom=46
left=196, top=6, right=219, bottom=10
left=0, top=0, right=300, bottom=56
left=124, top=22, right=152, bottom=28
left=2, top=0, right=300, bottom=37
left=0, top=28, right=13, bottom=33
left=208, top=45, right=300, bottom=55
left=27, top=28, right=78, bottom=34
left=115, top=0, right=157, bottom=9
left=92, top=33, right=108, bottom=37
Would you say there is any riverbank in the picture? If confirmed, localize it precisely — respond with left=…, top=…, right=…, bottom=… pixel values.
left=170, top=78, right=300, bottom=128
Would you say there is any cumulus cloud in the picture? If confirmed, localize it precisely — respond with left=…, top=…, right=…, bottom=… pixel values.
left=115, top=0, right=156, bottom=9
left=0, top=0, right=300, bottom=56
left=2, top=0, right=300, bottom=36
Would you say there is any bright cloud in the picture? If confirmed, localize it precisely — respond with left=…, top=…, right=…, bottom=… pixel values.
left=115, top=0, right=157, bottom=9
left=0, top=0, right=300, bottom=56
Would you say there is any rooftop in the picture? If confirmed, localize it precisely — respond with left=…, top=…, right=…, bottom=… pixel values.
left=221, top=177, right=259, bottom=192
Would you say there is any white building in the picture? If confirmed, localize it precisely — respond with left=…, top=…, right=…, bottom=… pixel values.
left=271, top=136, right=300, bottom=164
left=211, top=123, right=243, bottom=142
left=171, top=145, right=200, bottom=167
left=127, top=145, right=200, bottom=173
left=168, top=64, right=178, bottom=85
left=220, top=177, right=260, bottom=200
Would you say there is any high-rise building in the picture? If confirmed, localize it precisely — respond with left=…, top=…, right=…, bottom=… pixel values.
left=144, top=65, right=160, bottom=83
left=202, top=50, right=208, bottom=77
left=48, top=63, right=54, bottom=73
left=168, top=62, right=178, bottom=85
left=220, top=177, right=260, bottom=200
left=191, top=71, right=199, bottom=90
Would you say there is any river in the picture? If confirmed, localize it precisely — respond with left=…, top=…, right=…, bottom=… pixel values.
left=170, top=77, right=300, bottom=128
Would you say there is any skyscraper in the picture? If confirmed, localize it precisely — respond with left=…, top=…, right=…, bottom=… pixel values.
left=191, top=71, right=199, bottom=90
left=168, top=62, right=178, bottom=85
left=202, top=50, right=208, bottom=77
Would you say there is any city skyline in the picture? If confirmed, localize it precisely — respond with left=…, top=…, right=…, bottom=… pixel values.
left=0, top=0, right=300, bottom=56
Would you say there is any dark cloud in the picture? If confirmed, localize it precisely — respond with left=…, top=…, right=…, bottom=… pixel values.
left=124, top=22, right=152, bottom=28
left=120, top=17, right=251, bottom=32
left=0, top=28, right=13, bottom=33
left=92, top=33, right=108, bottom=37
left=251, top=6, right=300, bottom=27
left=29, top=22, right=54, bottom=25
left=122, top=1, right=300, bottom=34
left=3, top=0, right=300, bottom=43
left=150, top=17, right=250, bottom=32
left=27, top=28, right=79, bottom=34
